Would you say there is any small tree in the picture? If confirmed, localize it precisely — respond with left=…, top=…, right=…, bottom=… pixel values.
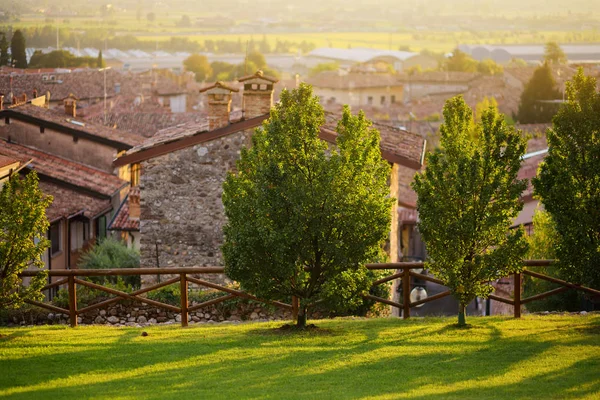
left=183, top=54, right=212, bottom=82
left=0, top=33, right=9, bottom=66
left=223, top=84, right=394, bottom=328
left=97, top=50, right=104, bottom=68
left=10, top=29, right=27, bottom=68
left=413, top=96, right=528, bottom=326
left=309, top=62, right=339, bottom=77
left=246, top=50, right=267, bottom=70
left=0, top=172, right=52, bottom=309
left=444, top=49, right=478, bottom=73
left=544, top=42, right=567, bottom=65
left=533, top=69, right=600, bottom=291
left=517, top=63, right=562, bottom=123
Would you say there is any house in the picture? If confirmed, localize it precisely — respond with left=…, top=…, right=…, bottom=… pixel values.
left=0, top=139, right=128, bottom=283
left=401, top=71, right=479, bottom=102
left=305, top=48, right=437, bottom=72
left=113, top=71, right=427, bottom=282
left=108, top=186, right=141, bottom=250
left=305, top=70, right=404, bottom=108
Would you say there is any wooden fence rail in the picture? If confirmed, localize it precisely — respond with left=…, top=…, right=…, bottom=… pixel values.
left=19, top=261, right=600, bottom=327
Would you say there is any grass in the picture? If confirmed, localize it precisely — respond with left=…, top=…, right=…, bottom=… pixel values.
left=0, top=315, right=599, bottom=399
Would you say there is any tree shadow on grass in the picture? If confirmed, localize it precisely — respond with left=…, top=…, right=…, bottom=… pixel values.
left=1, top=318, right=599, bottom=399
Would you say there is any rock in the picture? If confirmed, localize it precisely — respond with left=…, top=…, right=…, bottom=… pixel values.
left=99, top=310, right=107, bottom=317
left=204, top=313, right=211, bottom=319
left=128, top=317, right=136, bottom=322
left=77, top=317, right=83, bottom=324
left=156, top=317, right=167, bottom=323
left=106, top=316, right=119, bottom=324
left=207, top=320, right=216, bottom=324
left=109, top=309, right=118, bottom=316
left=191, top=316, right=200, bottom=322
left=541, top=311, right=550, bottom=315
left=228, top=315, right=242, bottom=322
left=137, top=316, right=148, bottom=324
left=175, top=314, right=182, bottom=322
left=149, top=318, right=157, bottom=324
left=580, top=311, right=588, bottom=316
left=95, top=316, right=106, bottom=324
left=48, top=313, right=55, bottom=320
left=250, top=312, right=259, bottom=320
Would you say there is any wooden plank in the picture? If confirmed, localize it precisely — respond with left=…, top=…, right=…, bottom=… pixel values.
left=521, top=286, right=570, bottom=304
left=402, top=267, right=411, bottom=319
left=20, top=267, right=226, bottom=277
left=363, top=294, right=403, bottom=309
left=409, top=290, right=452, bottom=307
left=523, top=270, right=600, bottom=296
left=77, top=277, right=180, bottom=314
left=68, top=275, right=77, bottom=327
left=25, top=300, right=69, bottom=315
left=188, top=294, right=236, bottom=312
left=366, top=262, right=425, bottom=270
left=514, top=272, right=521, bottom=318
left=186, top=276, right=292, bottom=311
left=409, top=271, right=446, bottom=285
left=180, top=274, right=188, bottom=327
left=373, top=271, right=404, bottom=286
left=488, top=294, right=515, bottom=305
left=74, top=278, right=181, bottom=312
left=40, top=278, right=69, bottom=292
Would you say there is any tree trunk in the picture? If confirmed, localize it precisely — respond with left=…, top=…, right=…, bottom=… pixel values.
left=296, top=306, right=307, bottom=328
left=458, top=303, right=466, bottom=326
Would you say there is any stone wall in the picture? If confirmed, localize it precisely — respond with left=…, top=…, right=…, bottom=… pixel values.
left=139, top=129, right=253, bottom=281
left=2, top=301, right=293, bottom=327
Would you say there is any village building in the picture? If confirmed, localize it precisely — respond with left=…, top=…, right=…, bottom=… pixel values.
left=114, top=71, right=427, bottom=284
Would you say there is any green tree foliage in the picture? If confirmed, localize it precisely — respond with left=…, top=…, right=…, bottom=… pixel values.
left=412, top=96, right=528, bottom=326
left=78, top=237, right=141, bottom=289
left=97, top=50, right=104, bottom=68
left=517, top=63, right=562, bottom=123
left=246, top=50, right=266, bottom=69
left=0, top=172, right=52, bottom=309
left=477, top=59, right=503, bottom=75
left=223, top=84, right=394, bottom=327
left=10, top=29, right=27, bottom=68
left=533, top=69, right=600, bottom=291
left=526, top=209, right=558, bottom=260
left=28, top=50, right=99, bottom=69
left=544, top=42, right=567, bottom=65
left=309, top=62, right=339, bottom=77
left=209, top=61, right=235, bottom=81
left=0, top=32, right=9, bottom=66
left=444, top=49, right=478, bottom=72
left=183, top=53, right=212, bottom=82
left=474, top=96, right=499, bottom=123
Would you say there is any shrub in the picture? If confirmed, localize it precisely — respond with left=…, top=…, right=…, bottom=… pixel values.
left=78, top=237, right=140, bottom=289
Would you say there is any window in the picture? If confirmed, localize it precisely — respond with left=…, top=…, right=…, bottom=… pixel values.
left=130, top=163, right=141, bottom=186
left=50, top=222, right=61, bottom=256
left=40, top=126, right=45, bottom=134
left=367, top=96, right=373, bottom=105
left=260, top=84, right=267, bottom=90
left=70, top=220, right=90, bottom=251
left=391, top=95, right=396, bottom=104
left=381, top=96, right=386, bottom=105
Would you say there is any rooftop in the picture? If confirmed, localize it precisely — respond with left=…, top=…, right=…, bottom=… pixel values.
left=305, top=71, right=402, bottom=90
left=0, top=154, right=19, bottom=169
left=0, top=140, right=128, bottom=198
left=40, top=181, right=111, bottom=222
left=108, top=188, right=140, bottom=232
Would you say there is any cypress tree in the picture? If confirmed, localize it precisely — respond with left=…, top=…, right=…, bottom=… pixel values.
left=10, top=30, right=28, bottom=69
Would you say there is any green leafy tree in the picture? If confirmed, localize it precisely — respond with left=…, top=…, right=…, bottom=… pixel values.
left=517, top=63, right=562, bottom=123
left=477, top=59, right=503, bottom=75
left=183, top=53, right=212, bottom=82
left=309, top=62, right=339, bottom=77
left=78, top=237, right=141, bottom=289
left=246, top=50, right=267, bottom=70
left=10, top=29, right=27, bottom=68
left=533, top=69, right=600, bottom=291
left=412, top=96, right=528, bottom=326
left=544, top=42, right=567, bottom=65
left=444, top=49, right=478, bottom=73
left=223, top=84, right=394, bottom=328
left=0, top=172, right=52, bottom=309
left=0, top=33, right=9, bottom=66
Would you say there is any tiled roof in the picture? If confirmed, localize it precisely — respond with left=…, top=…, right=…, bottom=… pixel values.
left=0, top=140, right=127, bottom=197
left=0, top=68, right=187, bottom=103
left=108, top=194, right=140, bottom=232
left=518, top=151, right=548, bottom=199
left=1, top=104, right=144, bottom=148
left=40, top=181, right=111, bottom=222
left=0, top=154, right=19, bottom=168
left=305, top=71, right=402, bottom=90
left=400, top=71, right=480, bottom=83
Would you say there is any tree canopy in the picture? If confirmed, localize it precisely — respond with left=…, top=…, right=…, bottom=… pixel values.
left=0, top=33, right=9, bottom=66
left=533, top=69, right=600, bottom=290
left=0, top=172, right=52, bottom=309
left=544, top=42, right=567, bottom=65
left=183, top=54, right=213, bottom=82
left=10, top=29, right=27, bottom=68
left=223, top=83, right=394, bottom=327
left=412, top=96, right=528, bottom=326
left=517, top=63, right=562, bottom=123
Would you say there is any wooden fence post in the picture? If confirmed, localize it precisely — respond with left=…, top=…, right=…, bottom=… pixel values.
left=68, top=275, right=77, bottom=327
left=402, top=267, right=411, bottom=319
left=180, top=273, right=188, bottom=327
left=514, top=272, right=521, bottom=318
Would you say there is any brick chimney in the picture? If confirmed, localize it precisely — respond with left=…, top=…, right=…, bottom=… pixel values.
left=63, top=93, right=78, bottom=117
left=33, top=89, right=38, bottom=99
left=129, top=187, right=140, bottom=220
left=238, top=70, right=279, bottom=119
left=199, top=81, right=239, bottom=130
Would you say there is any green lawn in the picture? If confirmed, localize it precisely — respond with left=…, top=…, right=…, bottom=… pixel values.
left=1, top=316, right=599, bottom=399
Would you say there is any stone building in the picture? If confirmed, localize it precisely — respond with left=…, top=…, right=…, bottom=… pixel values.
left=114, top=71, right=427, bottom=277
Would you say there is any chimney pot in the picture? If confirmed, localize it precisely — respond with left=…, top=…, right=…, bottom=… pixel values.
left=63, top=93, right=78, bottom=117
left=200, top=81, right=239, bottom=130
left=239, top=70, right=279, bottom=119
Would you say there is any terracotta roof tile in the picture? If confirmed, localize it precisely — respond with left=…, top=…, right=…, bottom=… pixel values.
left=305, top=71, right=402, bottom=90
left=0, top=154, right=19, bottom=168
left=40, top=181, right=111, bottom=222
left=108, top=195, right=140, bottom=231
left=0, top=140, right=127, bottom=197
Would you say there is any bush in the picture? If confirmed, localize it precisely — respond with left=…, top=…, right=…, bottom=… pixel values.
left=78, top=237, right=140, bottom=289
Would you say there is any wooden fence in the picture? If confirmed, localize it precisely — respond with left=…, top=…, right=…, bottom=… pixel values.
left=19, top=261, right=600, bottom=327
